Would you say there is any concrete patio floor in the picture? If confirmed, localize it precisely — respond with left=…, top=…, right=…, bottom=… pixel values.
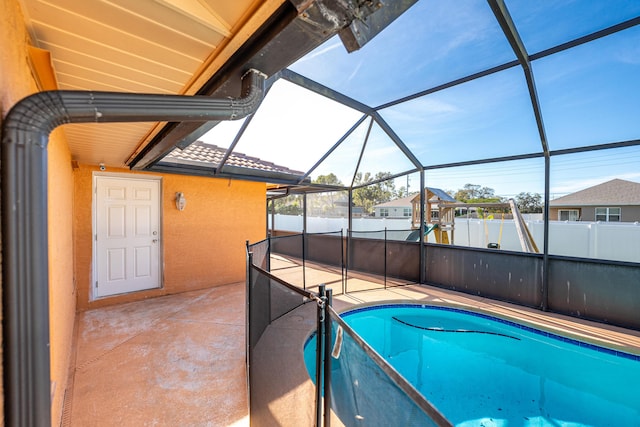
left=63, top=257, right=640, bottom=426
left=63, top=282, right=249, bottom=427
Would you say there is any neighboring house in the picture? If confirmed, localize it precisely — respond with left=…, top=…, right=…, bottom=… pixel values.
left=373, top=194, right=415, bottom=218
left=549, top=179, right=640, bottom=222
left=373, top=188, right=457, bottom=220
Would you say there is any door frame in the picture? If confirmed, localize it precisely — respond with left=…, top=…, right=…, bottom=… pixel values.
left=91, top=172, right=163, bottom=300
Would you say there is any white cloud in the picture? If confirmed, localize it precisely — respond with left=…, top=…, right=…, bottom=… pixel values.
left=293, top=39, right=342, bottom=64
left=382, top=98, right=460, bottom=124
left=347, top=60, right=362, bottom=83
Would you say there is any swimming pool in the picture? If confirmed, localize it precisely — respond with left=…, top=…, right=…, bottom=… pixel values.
left=304, top=304, right=640, bottom=427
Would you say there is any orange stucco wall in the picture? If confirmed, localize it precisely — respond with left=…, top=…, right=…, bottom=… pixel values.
left=47, top=128, right=76, bottom=427
left=74, top=165, right=266, bottom=311
left=1, top=1, right=77, bottom=425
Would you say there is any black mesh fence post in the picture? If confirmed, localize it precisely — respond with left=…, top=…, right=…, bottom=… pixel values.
left=315, top=284, right=326, bottom=427
left=245, top=248, right=253, bottom=419
left=323, top=288, right=333, bottom=427
left=346, top=229, right=351, bottom=293
left=267, top=231, right=271, bottom=272
left=341, top=229, right=346, bottom=295
left=303, top=231, right=307, bottom=290
left=384, top=228, right=388, bottom=289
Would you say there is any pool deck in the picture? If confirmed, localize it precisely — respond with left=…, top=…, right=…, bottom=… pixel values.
left=63, top=259, right=640, bottom=426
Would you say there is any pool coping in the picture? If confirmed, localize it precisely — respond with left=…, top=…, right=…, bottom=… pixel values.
left=336, top=302, right=640, bottom=361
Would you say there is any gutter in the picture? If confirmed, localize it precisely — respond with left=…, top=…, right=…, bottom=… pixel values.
left=1, top=69, right=265, bottom=427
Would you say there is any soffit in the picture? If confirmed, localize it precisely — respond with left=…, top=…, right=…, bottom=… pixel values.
left=20, top=0, right=286, bottom=167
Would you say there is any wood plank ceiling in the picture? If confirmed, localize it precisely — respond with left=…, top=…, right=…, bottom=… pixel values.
left=20, top=0, right=286, bottom=167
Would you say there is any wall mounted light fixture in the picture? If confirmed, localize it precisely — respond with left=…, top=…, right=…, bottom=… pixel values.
left=175, top=192, right=186, bottom=211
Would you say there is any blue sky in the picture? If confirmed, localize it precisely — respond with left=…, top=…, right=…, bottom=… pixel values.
left=202, top=0, right=640, bottom=198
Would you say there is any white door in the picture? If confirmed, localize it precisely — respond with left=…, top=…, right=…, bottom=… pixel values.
left=94, top=175, right=161, bottom=298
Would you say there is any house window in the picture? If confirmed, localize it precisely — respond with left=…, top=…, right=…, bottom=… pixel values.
left=403, top=208, right=411, bottom=217
left=380, top=208, right=389, bottom=217
left=595, top=207, right=621, bottom=222
left=558, top=209, right=579, bottom=221
left=430, top=209, right=439, bottom=220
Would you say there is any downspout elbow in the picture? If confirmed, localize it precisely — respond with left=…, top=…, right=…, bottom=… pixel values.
left=2, top=91, right=71, bottom=148
left=233, top=68, right=268, bottom=119
left=3, top=68, right=267, bottom=141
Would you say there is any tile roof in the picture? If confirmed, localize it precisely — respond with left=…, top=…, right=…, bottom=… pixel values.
left=162, top=141, right=305, bottom=176
left=550, top=179, right=640, bottom=206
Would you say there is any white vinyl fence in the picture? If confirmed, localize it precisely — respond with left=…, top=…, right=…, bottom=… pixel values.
left=269, top=214, right=640, bottom=263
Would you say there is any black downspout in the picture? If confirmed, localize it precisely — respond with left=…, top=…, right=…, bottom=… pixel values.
left=1, top=69, right=266, bottom=427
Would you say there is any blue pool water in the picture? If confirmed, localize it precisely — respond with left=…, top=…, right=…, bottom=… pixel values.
left=304, top=304, right=640, bottom=427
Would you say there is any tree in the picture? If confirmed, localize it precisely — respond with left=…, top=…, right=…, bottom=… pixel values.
left=515, top=192, right=543, bottom=213
left=453, top=183, right=502, bottom=204
left=313, top=173, right=343, bottom=186
left=308, top=174, right=346, bottom=217
left=352, top=171, right=396, bottom=215
left=272, top=195, right=303, bottom=215
left=451, top=183, right=505, bottom=217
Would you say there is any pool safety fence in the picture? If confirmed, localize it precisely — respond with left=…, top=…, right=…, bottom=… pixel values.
left=248, top=237, right=269, bottom=271
left=245, top=251, right=315, bottom=426
left=245, top=245, right=452, bottom=426
left=425, top=244, right=640, bottom=330
left=546, top=256, right=640, bottom=330
left=327, top=306, right=451, bottom=427
left=266, top=229, right=640, bottom=331
left=425, top=244, right=544, bottom=308
left=348, top=229, right=420, bottom=288
left=263, top=229, right=420, bottom=294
